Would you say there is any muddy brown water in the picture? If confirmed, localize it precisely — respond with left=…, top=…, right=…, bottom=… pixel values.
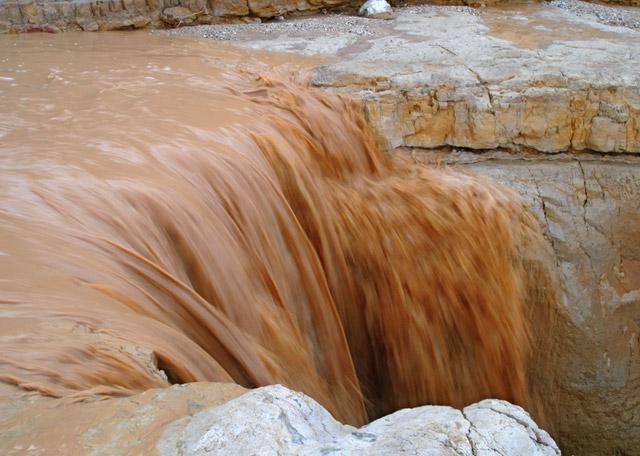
left=0, top=32, right=555, bottom=429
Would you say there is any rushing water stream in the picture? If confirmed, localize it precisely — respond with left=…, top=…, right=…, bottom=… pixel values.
left=0, top=32, right=555, bottom=426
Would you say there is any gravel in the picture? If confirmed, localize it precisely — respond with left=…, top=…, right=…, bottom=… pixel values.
left=160, top=5, right=480, bottom=40
left=162, top=13, right=379, bottom=40
left=550, top=0, right=640, bottom=30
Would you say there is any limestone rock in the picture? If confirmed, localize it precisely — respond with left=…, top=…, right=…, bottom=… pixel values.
left=410, top=148, right=640, bottom=456
left=309, top=6, right=640, bottom=154
left=212, top=0, right=250, bottom=17
left=0, top=382, right=559, bottom=455
left=0, top=0, right=363, bottom=30
left=248, top=0, right=296, bottom=18
left=77, top=18, right=99, bottom=31
left=158, top=384, right=560, bottom=455
left=0, top=382, right=247, bottom=455
left=358, top=0, right=393, bottom=20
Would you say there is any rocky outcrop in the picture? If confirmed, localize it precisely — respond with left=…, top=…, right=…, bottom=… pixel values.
left=159, top=385, right=560, bottom=455
left=0, top=381, right=247, bottom=455
left=195, top=4, right=640, bottom=453
left=358, top=0, right=393, bottom=20
left=0, top=0, right=531, bottom=32
left=407, top=148, right=640, bottom=456
left=0, top=0, right=352, bottom=32
left=0, top=382, right=559, bottom=455
left=311, top=6, right=640, bottom=154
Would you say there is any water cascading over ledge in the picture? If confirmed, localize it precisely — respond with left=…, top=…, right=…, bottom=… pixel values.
left=0, top=71, right=559, bottom=428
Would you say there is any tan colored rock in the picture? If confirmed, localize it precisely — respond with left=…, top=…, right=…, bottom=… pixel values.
left=75, top=2, right=93, bottom=18
left=307, top=6, right=640, bottom=154
left=0, top=382, right=558, bottom=455
left=77, top=18, right=100, bottom=30
left=0, top=0, right=364, bottom=30
left=213, top=6, right=639, bottom=452
left=212, top=0, right=250, bottom=17
left=408, top=148, right=640, bottom=456
left=161, top=6, right=197, bottom=26
left=19, top=1, right=45, bottom=24
left=248, top=0, right=297, bottom=17
left=0, top=19, right=11, bottom=32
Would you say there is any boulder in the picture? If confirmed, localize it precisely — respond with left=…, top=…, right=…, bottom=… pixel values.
left=310, top=6, right=640, bottom=154
left=358, top=0, right=393, bottom=20
left=408, top=148, right=640, bottom=456
left=158, top=384, right=560, bottom=455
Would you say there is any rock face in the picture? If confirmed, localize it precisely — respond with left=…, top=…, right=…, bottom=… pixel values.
left=407, top=148, right=640, bottom=456
left=0, top=0, right=524, bottom=32
left=0, top=0, right=355, bottom=31
left=158, top=384, right=560, bottom=456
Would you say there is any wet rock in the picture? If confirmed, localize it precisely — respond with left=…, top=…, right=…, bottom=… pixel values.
left=359, top=0, right=393, bottom=20
left=158, top=384, right=559, bottom=455
left=0, top=382, right=247, bottom=455
left=0, top=382, right=558, bottom=455
left=410, top=148, right=640, bottom=456
left=21, top=23, right=61, bottom=32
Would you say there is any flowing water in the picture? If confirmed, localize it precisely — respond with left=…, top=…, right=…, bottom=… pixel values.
left=0, top=32, right=555, bottom=426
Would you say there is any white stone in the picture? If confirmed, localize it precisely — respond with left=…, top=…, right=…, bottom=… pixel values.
left=358, top=0, right=393, bottom=20
left=158, top=384, right=560, bottom=455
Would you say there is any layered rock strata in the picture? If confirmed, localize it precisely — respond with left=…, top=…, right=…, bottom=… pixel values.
left=406, top=148, right=640, bottom=456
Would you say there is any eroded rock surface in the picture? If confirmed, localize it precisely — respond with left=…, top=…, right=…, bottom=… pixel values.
left=0, top=382, right=559, bottom=455
left=311, top=6, right=640, bottom=154
left=178, top=4, right=640, bottom=155
left=0, top=382, right=246, bottom=455
left=158, top=384, right=560, bottom=456
left=0, top=0, right=355, bottom=32
left=408, top=148, right=640, bottom=455
left=188, top=17, right=640, bottom=452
